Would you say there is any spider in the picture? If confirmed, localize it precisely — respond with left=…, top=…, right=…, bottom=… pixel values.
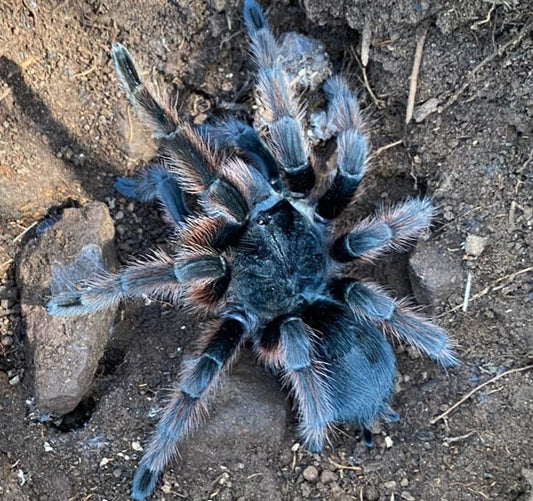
left=47, top=1, right=457, bottom=499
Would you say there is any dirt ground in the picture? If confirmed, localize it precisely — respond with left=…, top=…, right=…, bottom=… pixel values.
left=1, top=1, right=531, bottom=500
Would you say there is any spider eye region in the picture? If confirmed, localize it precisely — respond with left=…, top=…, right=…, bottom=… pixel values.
left=256, top=214, right=272, bottom=225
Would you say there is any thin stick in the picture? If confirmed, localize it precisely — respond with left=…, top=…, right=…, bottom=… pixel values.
left=462, top=272, right=472, bottom=312
left=349, top=47, right=384, bottom=108
left=445, top=430, right=476, bottom=444
left=405, top=26, right=429, bottom=125
left=430, top=365, right=533, bottom=424
left=327, top=458, right=362, bottom=472
left=471, top=2, right=496, bottom=30
left=368, top=139, right=403, bottom=161
left=12, top=221, right=37, bottom=243
left=440, top=20, right=532, bottom=113
left=438, top=266, right=532, bottom=317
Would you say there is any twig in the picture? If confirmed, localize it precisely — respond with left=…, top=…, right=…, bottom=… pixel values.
left=0, top=87, right=11, bottom=103
left=361, top=22, right=371, bottom=67
left=12, top=221, right=37, bottom=243
left=72, top=64, right=96, bottom=79
left=0, top=259, right=13, bottom=271
left=444, top=430, right=476, bottom=444
left=368, top=139, right=403, bottom=161
left=349, top=47, right=384, bottom=108
left=471, top=2, right=496, bottom=30
left=405, top=26, right=429, bottom=125
left=440, top=20, right=532, bottom=113
left=462, top=272, right=472, bottom=312
left=438, top=266, right=532, bottom=317
left=430, top=365, right=533, bottom=424
left=327, top=457, right=362, bottom=472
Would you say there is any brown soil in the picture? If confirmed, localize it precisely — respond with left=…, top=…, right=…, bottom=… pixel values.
left=1, top=1, right=531, bottom=500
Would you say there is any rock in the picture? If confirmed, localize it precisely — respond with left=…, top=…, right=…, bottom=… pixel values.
left=414, top=97, right=439, bottom=123
left=303, top=465, right=319, bottom=482
left=179, top=352, right=289, bottom=466
left=401, top=491, right=415, bottom=501
left=464, top=235, right=488, bottom=258
left=17, top=203, right=118, bottom=416
left=409, top=240, right=463, bottom=309
left=278, top=32, right=332, bottom=91
left=320, top=470, right=338, bottom=483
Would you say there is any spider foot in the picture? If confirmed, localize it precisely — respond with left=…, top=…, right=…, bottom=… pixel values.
left=131, top=464, right=158, bottom=501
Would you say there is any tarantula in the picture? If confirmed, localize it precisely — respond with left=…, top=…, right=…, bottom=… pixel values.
left=47, top=1, right=456, bottom=499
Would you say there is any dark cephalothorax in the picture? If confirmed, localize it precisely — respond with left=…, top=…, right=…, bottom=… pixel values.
left=47, top=1, right=456, bottom=499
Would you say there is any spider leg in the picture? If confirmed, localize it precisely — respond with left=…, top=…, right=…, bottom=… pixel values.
left=47, top=250, right=228, bottom=316
left=257, top=315, right=332, bottom=452
left=114, top=163, right=191, bottom=225
left=331, top=197, right=435, bottom=262
left=316, top=77, right=368, bottom=219
left=243, top=0, right=315, bottom=194
left=112, top=44, right=251, bottom=224
left=198, top=119, right=282, bottom=190
left=132, top=313, right=247, bottom=500
left=331, top=279, right=458, bottom=367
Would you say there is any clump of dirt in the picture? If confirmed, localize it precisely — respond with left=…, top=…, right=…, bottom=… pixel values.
left=1, top=1, right=531, bottom=500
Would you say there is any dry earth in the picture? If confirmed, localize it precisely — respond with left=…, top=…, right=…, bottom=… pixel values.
left=0, top=1, right=531, bottom=500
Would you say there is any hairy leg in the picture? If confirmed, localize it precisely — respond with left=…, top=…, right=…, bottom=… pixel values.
left=132, top=313, right=248, bottom=500
left=257, top=315, right=332, bottom=452
left=243, top=0, right=315, bottom=193
left=47, top=249, right=228, bottom=316
left=112, top=44, right=252, bottom=224
left=114, top=163, right=191, bottom=225
left=331, top=197, right=436, bottom=262
left=198, top=119, right=281, bottom=190
left=331, top=279, right=457, bottom=367
left=316, top=77, right=368, bottom=219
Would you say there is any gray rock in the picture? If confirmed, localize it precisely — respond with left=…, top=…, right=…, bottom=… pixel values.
left=179, top=352, right=289, bottom=465
left=303, top=465, right=319, bottom=482
left=278, top=32, right=332, bottom=91
left=408, top=240, right=463, bottom=309
left=17, top=203, right=118, bottom=416
left=464, top=234, right=488, bottom=258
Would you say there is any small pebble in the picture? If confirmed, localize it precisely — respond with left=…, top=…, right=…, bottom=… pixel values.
left=401, top=491, right=415, bottom=501
left=320, top=470, right=337, bottom=483
left=464, top=235, right=488, bottom=257
left=400, top=477, right=409, bottom=487
left=384, top=481, right=397, bottom=489
left=99, top=457, right=110, bottom=467
left=302, top=465, right=319, bottom=482
left=131, top=441, right=143, bottom=451
left=115, top=211, right=124, bottom=220
left=1, top=335, right=13, bottom=347
left=113, top=468, right=122, bottom=478
left=9, top=375, right=20, bottom=385
left=384, top=436, right=394, bottom=448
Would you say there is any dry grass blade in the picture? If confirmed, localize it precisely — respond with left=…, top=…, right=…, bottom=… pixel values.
left=405, top=26, right=429, bottom=125
left=430, top=365, right=533, bottom=424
